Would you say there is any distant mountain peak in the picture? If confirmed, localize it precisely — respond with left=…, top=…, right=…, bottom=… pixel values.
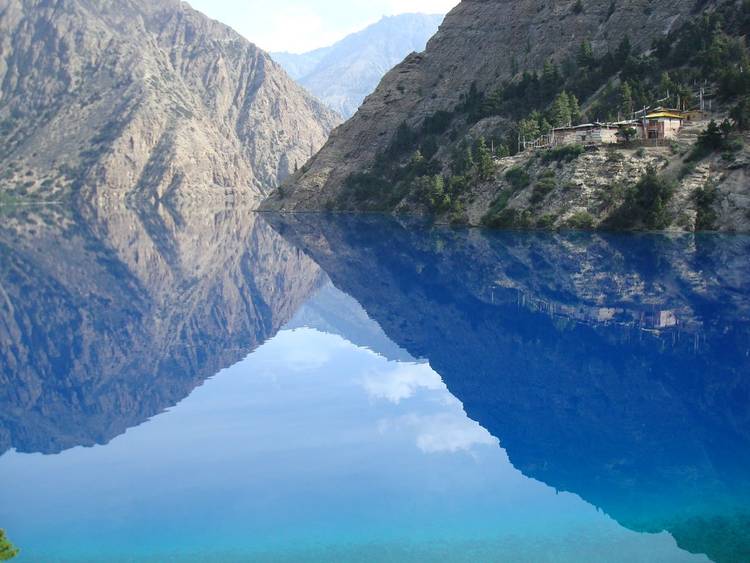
left=272, top=13, right=444, bottom=118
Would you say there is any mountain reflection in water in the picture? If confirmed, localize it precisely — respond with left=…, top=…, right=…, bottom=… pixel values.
left=0, top=205, right=748, bottom=562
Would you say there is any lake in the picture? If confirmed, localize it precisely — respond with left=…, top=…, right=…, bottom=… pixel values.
left=0, top=204, right=748, bottom=562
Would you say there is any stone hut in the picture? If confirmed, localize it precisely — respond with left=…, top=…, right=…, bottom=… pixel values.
left=550, top=123, right=620, bottom=147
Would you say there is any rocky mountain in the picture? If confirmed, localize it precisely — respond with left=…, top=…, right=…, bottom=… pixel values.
left=0, top=202, right=324, bottom=455
left=269, top=212, right=750, bottom=563
left=0, top=0, right=340, bottom=205
left=265, top=0, right=750, bottom=232
left=272, top=13, right=443, bottom=118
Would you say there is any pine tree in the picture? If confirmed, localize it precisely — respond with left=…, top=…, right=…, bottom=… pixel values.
left=577, top=40, right=595, bottom=68
left=550, top=92, right=572, bottom=127
left=475, top=137, right=495, bottom=180
left=519, top=118, right=541, bottom=146
left=568, top=93, right=582, bottom=124
left=619, top=82, right=634, bottom=118
left=615, top=34, right=632, bottom=64
left=0, top=530, right=19, bottom=561
left=541, top=60, right=562, bottom=101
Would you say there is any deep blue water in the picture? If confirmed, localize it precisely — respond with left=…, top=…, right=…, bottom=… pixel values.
left=1, top=206, right=749, bottom=562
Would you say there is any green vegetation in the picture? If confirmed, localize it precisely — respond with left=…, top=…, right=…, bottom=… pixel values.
left=536, top=213, right=558, bottom=229
left=694, top=182, right=719, bottom=230
left=687, top=119, right=738, bottom=161
left=605, top=167, right=675, bottom=230
left=482, top=207, right=533, bottom=229
left=541, top=144, right=585, bottom=163
left=0, top=529, right=19, bottom=561
left=339, top=110, right=505, bottom=215
left=566, top=211, right=596, bottom=230
left=505, top=166, right=530, bottom=190
left=530, top=175, right=556, bottom=204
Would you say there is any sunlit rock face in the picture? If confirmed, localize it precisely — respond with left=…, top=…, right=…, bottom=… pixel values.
left=0, top=203, right=324, bottom=456
left=0, top=0, right=340, bottom=204
left=268, top=214, right=750, bottom=563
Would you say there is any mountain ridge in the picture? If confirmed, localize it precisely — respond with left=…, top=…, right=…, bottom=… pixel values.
left=0, top=0, right=340, bottom=204
left=264, top=0, right=750, bottom=232
left=271, top=13, right=444, bottom=118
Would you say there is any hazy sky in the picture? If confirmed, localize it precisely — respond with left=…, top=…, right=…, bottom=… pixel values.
left=186, top=0, right=458, bottom=54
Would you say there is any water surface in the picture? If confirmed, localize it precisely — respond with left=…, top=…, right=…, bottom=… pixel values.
left=0, top=205, right=748, bottom=562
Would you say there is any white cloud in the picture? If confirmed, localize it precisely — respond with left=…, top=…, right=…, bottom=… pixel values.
left=415, top=413, right=498, bottom=453
left=379, top=413, right=498, bottom=454
left=362, top=363, right=444, bottom=404
left=253, top=4, right=347, bottom=53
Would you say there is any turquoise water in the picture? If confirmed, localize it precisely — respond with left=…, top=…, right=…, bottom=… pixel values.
left=0, top=207, right=748, bottom=562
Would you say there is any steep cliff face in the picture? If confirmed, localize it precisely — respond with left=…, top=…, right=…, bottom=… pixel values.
left=0, top=0, right=340, bottom=204
left=272, top=14, right=444, bottom=118
left=265, top=0, right=702, bottom=210
left=0, top=203, right=324, bottom=455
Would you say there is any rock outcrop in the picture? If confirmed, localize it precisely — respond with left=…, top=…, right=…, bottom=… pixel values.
left=0, top=0, right=340, bottom=204
left=272, top=14, right=443, bottom=118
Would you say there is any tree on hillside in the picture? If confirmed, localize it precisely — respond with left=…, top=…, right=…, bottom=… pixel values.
left=619, top=82, right=634, bottom=118
left=698, top=120, right=726, bottom=151
left=550, top=92, right=572, bottom=127
left=0, top=529, right=19, bottom=561
left=452, top=140, right=475, bottom=174
left=475, top=137, right=495, bottom=180
left=519, top=118, right=541, bottom=145
left=541, top=60, right=563, bottom=101
left=577, top=40, right=595, bottom=69
left=568, top=93, right=582, bottom=124
left=615, top=35, right=632, bottom=65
